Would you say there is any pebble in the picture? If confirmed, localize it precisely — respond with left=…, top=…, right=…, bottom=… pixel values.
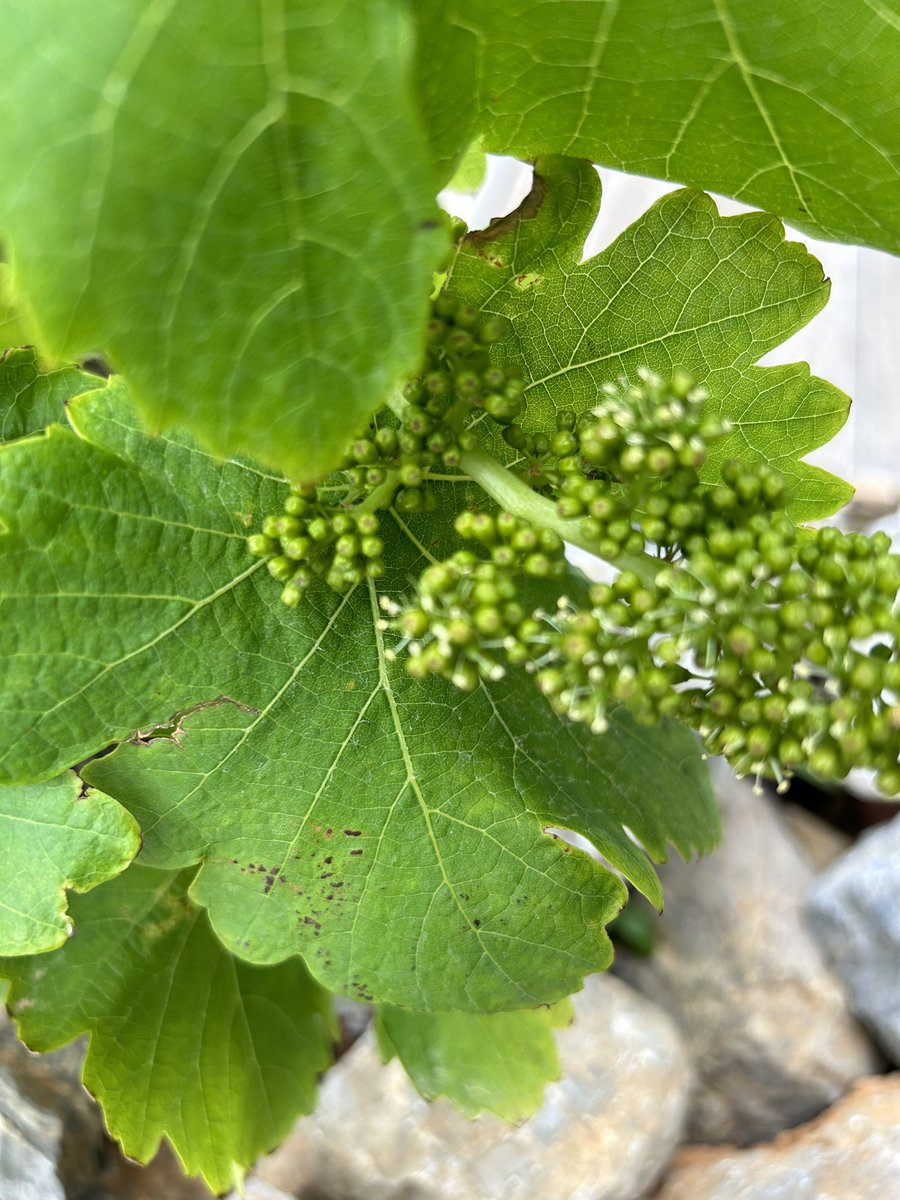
left=0, top=1067, right=65, bottom=1200
left=615, top=763, right=880, bottom=1143
left=253, top=974, right=691, bottom=1200
left=806, top=812, right=900, bottom=1064
left=655, top=1074, right=900, bottom=1199
left=0, top=1014, right=103, bottom=1198
left=779, top=803, right=851, bottom=873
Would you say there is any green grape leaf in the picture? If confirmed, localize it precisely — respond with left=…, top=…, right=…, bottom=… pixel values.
left=0, top=347, right=100, bottom=441
left=414, top=0, right=900, bottom=254
left=0, top=2, right=446, bottom=481
left=450, top=156, right=853, bottom=521
left=376, top=997, right=573, bottom=1120
left=0, top=865, right=336, bottom=1194
left=0, top=773, right=139, bottom=956
left=0, top=384, right=715, bottom=1010
left=445, top=140, right=488, bottom=195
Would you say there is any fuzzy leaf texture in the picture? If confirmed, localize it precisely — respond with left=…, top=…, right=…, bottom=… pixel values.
left=0, top=774, right=139, bottom=955
left=0, top=381, right=715, bottom=1010
left=0, top=865, right=337, bottom=1193
left=376, top=998, right=573, bottom=1120
left=0, top=1, right=446, bottom=479
left=414, top=0, right=900, bottom=253
left=450, top=156, right=853, bottom=521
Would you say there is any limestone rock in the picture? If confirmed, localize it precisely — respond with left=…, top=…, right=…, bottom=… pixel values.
left=237, top=1180, right=294, bottom=1200
left=655, top=1074, right=900, bottom=1200
left=0, top=1014, right=104, bottom=1197
left=806, top=812, right=900, bottom=1064
left=0, top=1067, right=65, bottom=1200
left=256, top=974, right=691, bottom=1200
left=100, top=1141, right=215, bottom=1199
left=333, top=995, right=372, bottom=1048
left=615, top=764, right=879, bottom=1144
left=779, top=803, right=851, bottom=873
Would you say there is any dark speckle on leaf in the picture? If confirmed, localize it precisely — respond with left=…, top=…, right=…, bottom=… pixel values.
left=350, top=849, right=363, bottom=857
left=343, top=829, right=362, bottom=837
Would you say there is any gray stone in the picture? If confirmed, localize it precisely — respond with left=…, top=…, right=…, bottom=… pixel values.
left=806, top=812, right=900, bottom=1064
left=0, top=1013, right=105, bottom=1196
left=255, top=974, right=691, bottom=1200
left=99, top=1141, right=216, bottom=1200
left=655, top=1074, right=900, bottom=1200
left=779, top=804, right=851, bottom=873
left=333, top=995, right=372, bottom=1046
left=615, top=763, right=879, bottom=1144
left=0, top=1067, right=65, bottom=1200
left=235, top=1180, right=294, bottom=1200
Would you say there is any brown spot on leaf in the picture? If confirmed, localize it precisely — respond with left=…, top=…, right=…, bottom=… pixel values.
left=466, top=169, right=547, bottom=246
left=127, top=695, right=258, bottom=748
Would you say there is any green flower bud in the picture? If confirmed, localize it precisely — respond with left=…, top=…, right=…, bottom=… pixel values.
left=267, top=556, right=295, bottom=582
left=282, top=535, right=313, bottom=561
left=284, top=495, right=311, bottom=517
left=248, top=534, right=277, bottom=557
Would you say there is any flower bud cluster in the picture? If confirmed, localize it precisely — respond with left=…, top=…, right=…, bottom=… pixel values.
left=249, top=307, right=899, bottom=798
left=248, top=290, right=533, bottom=601
left=538, top=516, right=900, bottom=794
left=248, top=484, right=386, bottom=601
left=411, top=289, right=524, bottom=429
left=558, top=367, right=726, bottom=475
left=385, top=510, right=566, bottom=692
left=551, top=369, right=735, bottom=552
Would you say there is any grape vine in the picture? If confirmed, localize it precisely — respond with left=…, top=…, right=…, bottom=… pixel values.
left=249, top=290, right=900, bottom=797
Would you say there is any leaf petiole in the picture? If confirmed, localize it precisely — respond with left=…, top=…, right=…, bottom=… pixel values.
left=387, top=389, right=660, bottom=587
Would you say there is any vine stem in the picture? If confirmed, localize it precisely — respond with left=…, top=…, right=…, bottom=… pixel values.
left=387, top=391, right=661, bottom=587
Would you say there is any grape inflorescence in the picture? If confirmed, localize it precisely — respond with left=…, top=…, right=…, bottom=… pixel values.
left=249, top=292, right=900, bottom=796
left=247, top=292, right=531, bottom=604
left=381, top=510, right=566, bottom=693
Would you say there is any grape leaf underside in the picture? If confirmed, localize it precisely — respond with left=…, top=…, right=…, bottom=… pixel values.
left=450, top=156, right=852, bottom=521
left=0, top=379, right=713, bottom=1011
left=0, top=865, right=336, bottom=1194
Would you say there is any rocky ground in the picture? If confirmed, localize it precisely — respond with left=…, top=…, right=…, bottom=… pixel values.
left=2, top=764, right=898, bottom=1200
